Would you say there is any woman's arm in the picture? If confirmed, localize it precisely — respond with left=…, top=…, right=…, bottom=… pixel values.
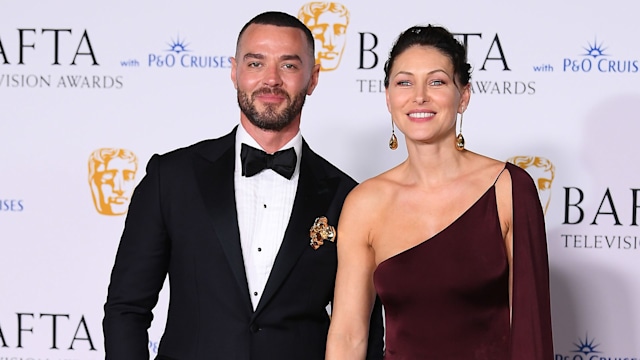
left=326, top=185, right=379, bottom=360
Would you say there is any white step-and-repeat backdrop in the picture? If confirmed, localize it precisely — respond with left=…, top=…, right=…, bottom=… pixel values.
left=2, top=0, right=638, bottom=358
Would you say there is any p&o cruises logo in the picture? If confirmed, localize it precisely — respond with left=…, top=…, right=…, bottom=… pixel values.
left=0, top=198, right=24, bottom=212
left=555, top=334, right=638, bottom=360
left=562, top=38, right=639, bottom=73
left=120, top=35, right=232, bottom=69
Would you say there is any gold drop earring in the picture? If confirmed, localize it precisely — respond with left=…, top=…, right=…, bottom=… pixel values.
left=389, top=119, right=398, bottom=150
left=455, top=112, right=465, bottom=151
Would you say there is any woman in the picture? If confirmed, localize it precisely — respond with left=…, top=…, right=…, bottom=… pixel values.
left=325, top=25, right=553, bottom=359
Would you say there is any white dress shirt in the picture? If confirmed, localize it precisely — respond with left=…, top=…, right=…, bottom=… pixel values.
left=234, top=124, right=302, bottom=310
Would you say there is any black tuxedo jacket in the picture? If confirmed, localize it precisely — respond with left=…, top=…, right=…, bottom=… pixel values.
left=103, top=128, right=384, bottom=360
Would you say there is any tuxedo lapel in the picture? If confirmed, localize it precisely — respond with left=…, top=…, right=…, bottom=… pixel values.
left=194, top=130, right=252, bottom=312
left=252, top=142, right=338, bottom=317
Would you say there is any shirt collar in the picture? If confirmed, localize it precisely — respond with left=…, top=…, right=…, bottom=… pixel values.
left=235, top=123, right=303, bottom=177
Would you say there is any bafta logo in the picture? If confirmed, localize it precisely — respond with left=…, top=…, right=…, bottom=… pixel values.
left=507, top=156, right=555, bottom=215
left=298, top=2, right=350, bottom=71
left=88, top=148, right=138, bottom=216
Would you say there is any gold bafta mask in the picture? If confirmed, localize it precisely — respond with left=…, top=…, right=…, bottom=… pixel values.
left=507, top=155, right=556, bottom=215
left=298, top=2, right=350, bottom=71
left=88, top=148, right=138, bottom=216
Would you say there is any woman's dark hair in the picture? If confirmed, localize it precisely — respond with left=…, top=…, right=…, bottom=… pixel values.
left=383, top=25, right=472, bottom=88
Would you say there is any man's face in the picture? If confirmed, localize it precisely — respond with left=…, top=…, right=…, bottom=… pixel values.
left=93, top=157, right=136, bottom=215
left=306, top=11, right=348, bottom=71
left=231, top=24, right=319, bottom=132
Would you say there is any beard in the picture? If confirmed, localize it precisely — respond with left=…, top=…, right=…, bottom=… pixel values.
left=237, top=86, right=308, bottom=131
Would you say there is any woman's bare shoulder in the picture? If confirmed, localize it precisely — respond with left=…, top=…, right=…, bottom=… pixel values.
left=350, top=168, right=401, bottom=200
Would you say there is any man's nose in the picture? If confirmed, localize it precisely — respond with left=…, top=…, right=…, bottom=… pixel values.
left=263, top=65, right=283, bottom=87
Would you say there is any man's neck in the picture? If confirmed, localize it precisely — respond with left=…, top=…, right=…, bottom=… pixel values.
left=240, top=117, right=301, bottom=154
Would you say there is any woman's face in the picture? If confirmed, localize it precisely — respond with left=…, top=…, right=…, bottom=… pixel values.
left=385, top=45, right=469, bottom=146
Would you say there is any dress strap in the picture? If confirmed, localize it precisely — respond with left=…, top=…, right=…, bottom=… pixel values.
left=492, top=163, right=509, bottom=186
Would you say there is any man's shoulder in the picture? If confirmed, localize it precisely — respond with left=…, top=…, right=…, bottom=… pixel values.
left=142, top=128, right=236, bottom=173
left=160, top=128, right=236, bottom=160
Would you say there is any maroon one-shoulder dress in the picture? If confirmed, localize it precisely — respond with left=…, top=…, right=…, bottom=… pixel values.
left=373, top=163, right=554, bottom=360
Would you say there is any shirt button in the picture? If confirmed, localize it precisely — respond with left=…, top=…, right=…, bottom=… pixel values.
left=257, top=247, right=262, bottom=252
left=253, top=292, right=258, bottom=296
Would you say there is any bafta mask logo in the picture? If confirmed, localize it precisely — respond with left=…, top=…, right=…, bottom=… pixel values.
left=507, top=156, right=556, bottom=215
left=88, top=148, right=138, bottom=216
left=298, top=2, right=350, bottom=71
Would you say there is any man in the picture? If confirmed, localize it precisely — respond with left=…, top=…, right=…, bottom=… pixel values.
left=102, top=11, right=383, bottom=360
left=88, top=147, right=138, bottom=216
left=298, top=2, right=350, bottom=71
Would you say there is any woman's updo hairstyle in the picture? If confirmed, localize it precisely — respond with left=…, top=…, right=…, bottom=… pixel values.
left=383, top=25, right=472, bottom=88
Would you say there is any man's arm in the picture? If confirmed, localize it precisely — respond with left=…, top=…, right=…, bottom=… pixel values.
left=103, top=154, right=170, bottom=360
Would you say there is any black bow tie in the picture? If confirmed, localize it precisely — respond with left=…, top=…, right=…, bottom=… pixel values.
left=240, top=143, right=297, bottom=180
